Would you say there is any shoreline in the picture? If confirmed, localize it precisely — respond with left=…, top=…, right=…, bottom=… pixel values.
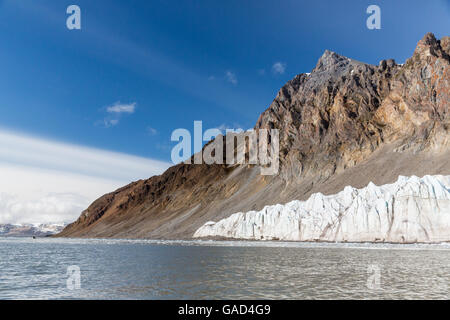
left=52, top=233, right=450, bottom=245
left=11, top=236, right=450, bottom=249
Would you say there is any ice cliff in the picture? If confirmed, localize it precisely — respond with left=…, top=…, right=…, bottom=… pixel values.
left=193, top=175, right=450, bottom=243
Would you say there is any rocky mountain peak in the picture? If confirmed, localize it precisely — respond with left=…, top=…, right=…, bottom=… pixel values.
left=314, top=50, right=350, bottom=71
left=255, top=33, right=449, bottom=181
left=420, top=32, right=439, bottom=47
left=312, top=49, right=369, bottom=74
left=58, top=33, right=449, bottom=240
left=413, top=32, right=450, bottom=61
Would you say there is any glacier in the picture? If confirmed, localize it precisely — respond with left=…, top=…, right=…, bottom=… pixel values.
left=193, top=175, right=450, bottom=243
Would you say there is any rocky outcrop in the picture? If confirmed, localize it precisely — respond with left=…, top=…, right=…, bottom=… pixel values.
left=58, top=33, right=450, bottom=239
left=194, top=175, right=450, bottom=243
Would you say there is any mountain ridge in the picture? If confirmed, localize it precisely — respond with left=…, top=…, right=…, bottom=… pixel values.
left=0, top=223, right=66, bottom=237
left=57, top=33, right=450, bottom=239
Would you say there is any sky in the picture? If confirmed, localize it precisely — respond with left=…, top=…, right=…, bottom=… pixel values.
left=0, top=0, right=449, bottom=224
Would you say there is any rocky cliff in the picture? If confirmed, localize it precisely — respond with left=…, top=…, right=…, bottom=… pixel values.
left=58, top=33, right=450, bottom=239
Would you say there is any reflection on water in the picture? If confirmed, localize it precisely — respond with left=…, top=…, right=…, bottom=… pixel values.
left=0, top=238, right=449, bottom=299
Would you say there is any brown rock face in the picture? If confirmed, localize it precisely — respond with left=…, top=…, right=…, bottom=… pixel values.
left=58, top=33, right=450, bottom=239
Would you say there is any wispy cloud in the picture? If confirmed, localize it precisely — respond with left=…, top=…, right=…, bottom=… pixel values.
left=103, top=118, right=119, bottom=128
left=4, top=1, right=260, bottom=120
left=0, top=129, right=171, bottom=224
left=100, top=102, right=137, bottom=127
left=225, top=71, right=238, bottom=85
left=107, top=102, right=136, bottom=114
left=146, top=126, right=158, bottom=136
left=272, top=62, right=286, bottom=74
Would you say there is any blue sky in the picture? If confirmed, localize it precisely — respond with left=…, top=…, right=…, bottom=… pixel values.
left=0, top=0, right=449, bottom=162
left=0, top=0, right=448, bottom=224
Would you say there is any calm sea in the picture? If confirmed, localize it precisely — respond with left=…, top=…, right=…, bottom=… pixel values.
left=0, top=237, right=449, bottom=299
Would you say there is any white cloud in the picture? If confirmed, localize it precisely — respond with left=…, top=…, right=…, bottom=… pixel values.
left=146, top=126, right=158, bottom=135
left=100, top=102, right=136, bottom=128
left=103, top=118, right=119, bottom=127
left=272, top=62, right=286, bottom=74
left=225, top=71, right=237, bottom=85
left=107, top=102, right=136, bottom=114
left=0, top=129, right=171, bottom=225
left=0, top=163, right=125, bottom=225
left=0, top=191, right=88, bottom=225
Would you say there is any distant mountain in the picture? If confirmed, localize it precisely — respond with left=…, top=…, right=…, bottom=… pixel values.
left=58, top=33, right=450, bottom=240
left=0, top=223, right=66, bottom=237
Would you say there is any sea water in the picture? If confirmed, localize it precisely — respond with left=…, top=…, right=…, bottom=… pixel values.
left=0, top=237, right=448, bottom=299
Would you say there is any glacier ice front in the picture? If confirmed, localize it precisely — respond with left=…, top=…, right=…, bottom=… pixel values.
left=193, top=175, right=450, bottom=243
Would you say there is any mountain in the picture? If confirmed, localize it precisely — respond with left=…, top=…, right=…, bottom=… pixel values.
left=58, top=33, right=450, bottom=240
left=194, top=175, right=450, bottom=243
left=0, top=223, right=66, bottom=237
